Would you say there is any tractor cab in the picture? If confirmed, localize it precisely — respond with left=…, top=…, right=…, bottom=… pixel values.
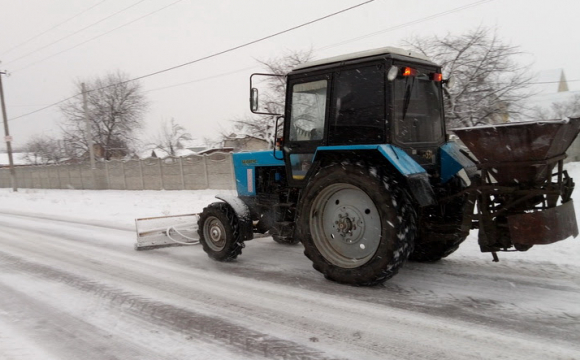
left=251, top=47, right=447, bottom=187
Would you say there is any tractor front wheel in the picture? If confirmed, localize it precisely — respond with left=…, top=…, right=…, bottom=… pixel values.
left=296, top=163, right=417, bottom=286
left=198, top=202, right=244, bottom=261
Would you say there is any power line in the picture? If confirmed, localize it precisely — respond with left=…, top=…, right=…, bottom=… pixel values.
left=11, top=0, right=185, bottom=74
left=120, top=0, right=376, bottom=85
left=123, top=0, right=496, bottom=94
left=0, top=0, right=109, bottom=57
left=531, top=80, right=580, bottom=84
left=4, top=0, right=148, bottom=67
left=9, top=0, right=375, bottom=121
left=8, top=95, right=79, bottom=122
left=318, top=0, right=494, bottom=52
left=144, top=66, right=259, bottom=94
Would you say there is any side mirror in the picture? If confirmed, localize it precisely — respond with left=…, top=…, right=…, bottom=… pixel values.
left=250, top=88, right=259, bottom=112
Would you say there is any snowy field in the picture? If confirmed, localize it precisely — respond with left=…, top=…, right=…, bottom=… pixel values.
left=0, top=163, right=578, bottom=359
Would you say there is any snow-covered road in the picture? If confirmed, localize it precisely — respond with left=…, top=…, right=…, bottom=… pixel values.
left=0, top=211, right=578, bottom=359
left=0, top=164, right=579, bottom=359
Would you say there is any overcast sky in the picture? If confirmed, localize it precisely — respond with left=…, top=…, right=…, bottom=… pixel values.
left=0, top=0, right=578, bottom=151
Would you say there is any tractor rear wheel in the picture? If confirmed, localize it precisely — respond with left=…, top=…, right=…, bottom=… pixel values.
left=296, top=163, right=416, bottom=286
left=198, top=202, right=244, bottom=261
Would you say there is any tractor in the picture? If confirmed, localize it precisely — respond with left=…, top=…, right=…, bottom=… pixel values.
left=136, top=46, right=580, bottom=286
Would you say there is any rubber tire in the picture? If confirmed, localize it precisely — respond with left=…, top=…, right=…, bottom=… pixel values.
left=409, top=177, right=468, bottom=262
left=296, top=163, right=417, bottom=286
left=408, top=237, right=466, bottom=262
left=272, top=234, right=301, bottom=245
left=197, top=202, right=244, bottom=262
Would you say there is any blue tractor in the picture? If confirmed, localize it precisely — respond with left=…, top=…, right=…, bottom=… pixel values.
left=195, top=46, right=579, bottom=286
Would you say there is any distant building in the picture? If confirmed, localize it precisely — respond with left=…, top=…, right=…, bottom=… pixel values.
left=222, top=134, right=269, bottom=152
left=196, top=147, right=234, bottom=155
left=0, top=152, right=33, bottom=167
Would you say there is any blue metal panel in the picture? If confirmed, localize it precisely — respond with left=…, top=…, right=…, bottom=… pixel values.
left=232, top=150, right=285, bottom=196
left=314, top=144, right=434, bottom=206
left=315, top=144, right=427, bottom=176
left=376, top=145, right=427, bottom=176
left=439, top=142, right=477, bottom=183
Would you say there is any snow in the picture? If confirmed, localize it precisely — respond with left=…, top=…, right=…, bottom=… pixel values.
left=0, top=164, right=579, bottom=267
left=0, top=188, right=235, bottom=229
left=0, top=152, right=31, bottom=166
left=293, top=46, right=431, bottom=70
left=0, top=164, right=579, bottom=359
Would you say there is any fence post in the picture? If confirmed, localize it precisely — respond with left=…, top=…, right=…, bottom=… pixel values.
left=158, top=158, right=164, bottom=190
left=203, top=155, right=209, bottom=189
left=43, top=166, right=48, bottom=188
left=105, top=161, right=110, bottom=189
left=64, top=165, right=69, bottom=189
left=121, top=161, right=127, bottom=190
left=78, top=164, right=84, bottom=189
left=56, top=166, right=62, bottom=189
left=139, top=159, right=144, bottom=190
left=179, top=157, right=185, bottom=190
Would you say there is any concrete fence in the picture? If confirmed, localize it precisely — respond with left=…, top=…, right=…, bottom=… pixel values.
left=0, top=152, right=236, bottom=191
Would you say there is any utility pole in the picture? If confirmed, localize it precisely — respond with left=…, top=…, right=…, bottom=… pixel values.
left=82, top=83, right=96, bottom=170
left=0, top=71, right=17, bottom=192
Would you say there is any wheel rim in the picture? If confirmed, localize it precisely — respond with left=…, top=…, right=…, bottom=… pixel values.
left=203, top=216, right=226, bottom=252
left=310, top=183, right=381, bottom=268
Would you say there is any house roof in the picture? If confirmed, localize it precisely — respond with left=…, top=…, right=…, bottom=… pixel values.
left=0, top=152, right=31, bottom=166
left=197, top=147, right=234, bottom=155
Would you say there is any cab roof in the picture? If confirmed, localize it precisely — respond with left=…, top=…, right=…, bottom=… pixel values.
left=292, top=46, right=433, bottom=71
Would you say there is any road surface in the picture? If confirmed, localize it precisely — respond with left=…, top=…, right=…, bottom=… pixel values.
left=0, top=211, right=578, bottom=360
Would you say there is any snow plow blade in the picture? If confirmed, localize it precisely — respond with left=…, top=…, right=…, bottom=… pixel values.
left=135, top=214, right=200, bottom=250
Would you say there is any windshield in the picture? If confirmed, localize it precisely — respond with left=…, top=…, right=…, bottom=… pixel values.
left=393, top=69, right=444, bottom=145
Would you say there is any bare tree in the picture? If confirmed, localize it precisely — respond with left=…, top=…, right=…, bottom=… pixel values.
left=227, top=49, right=313, bottom=147
left=60, top=71, right=148, bottom=160
left=150, top=118, right=193, bottom=156
left=531, top=93, right=580, bottom=120
left=403, top=27, right=533, bottom=128
left=22, top=135, right=64, bottom=165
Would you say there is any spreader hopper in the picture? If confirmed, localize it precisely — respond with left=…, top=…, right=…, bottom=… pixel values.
left=452, top=118, right=580, bottom=253
left=452, top=118, right=580, bottom=185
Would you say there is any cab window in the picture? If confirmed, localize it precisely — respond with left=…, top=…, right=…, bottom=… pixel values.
left=288, top=80, right=328, bottom=142
left=329, top=65, right=385, bottom=144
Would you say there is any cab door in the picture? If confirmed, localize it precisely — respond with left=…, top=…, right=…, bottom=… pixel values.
left=283, top=75, right=330, bottom=187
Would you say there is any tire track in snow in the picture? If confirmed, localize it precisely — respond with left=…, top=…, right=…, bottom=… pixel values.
left=2, top=214, right=579, bottom=347
left=0, top=251, right=349, bottom=360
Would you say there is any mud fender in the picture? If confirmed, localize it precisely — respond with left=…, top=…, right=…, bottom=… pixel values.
left=215, top=195, right=253, bottom=240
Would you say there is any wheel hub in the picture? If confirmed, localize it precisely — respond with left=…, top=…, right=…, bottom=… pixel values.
left=210, top=225, right=222, bottom=242
left=204, top=216, right=226, bottom=251
left=334, top=207, right=364, bottom=244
